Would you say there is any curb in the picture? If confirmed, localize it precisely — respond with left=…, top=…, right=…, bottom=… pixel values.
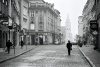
left=79, top=47, right=96, bottom=67
left=0, top=46, right=38, bottom=63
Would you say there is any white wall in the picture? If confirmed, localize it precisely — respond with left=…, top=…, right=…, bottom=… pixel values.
left=21, top=0, right=29, bottom=30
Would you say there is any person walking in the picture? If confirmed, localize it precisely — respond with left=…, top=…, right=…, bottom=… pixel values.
left=35, top=38, right=38, bottom=46
left=6, top=40, right=12, bottom=54
left=21, top=40, right=24, bottom=49
left=66, top=40, right=72, bottom=55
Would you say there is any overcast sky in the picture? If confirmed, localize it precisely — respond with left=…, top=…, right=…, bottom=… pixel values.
left=44, top=0, right=87, bottom=36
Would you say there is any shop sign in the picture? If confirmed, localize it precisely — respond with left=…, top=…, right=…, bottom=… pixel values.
left=90, top=20, right=98, bottom=30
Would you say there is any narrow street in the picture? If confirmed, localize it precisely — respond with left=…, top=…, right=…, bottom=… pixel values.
left=0, top=45, right=91, bottom=67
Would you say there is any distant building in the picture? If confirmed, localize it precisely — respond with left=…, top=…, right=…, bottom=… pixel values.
left=78, top=16, right=83, bottom=43
left=61, top=26, right=66, bottom=43
left=78, top=16, right=83, bottom=37
left=65, top=14, right=72, bottom=43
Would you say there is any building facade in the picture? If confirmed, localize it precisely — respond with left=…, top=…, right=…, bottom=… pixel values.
left=20, top=0, right=30, bottom=45
left=28, top=0, right=61, bottom=45
left=61, top=26, right=66, bottom=44
left=82, top=0, right=100, bottom=51
left=10, top=0, right=21, bottom=47
left=0, top=0, right=21, bottom=48
left=78, top=16, right=83, bottom=43
left=0, top=0, right=9, bottom=48
left=78, top=16, right=83, bottom=37
left=82, top=0, right=95, bottom=45
left=0, top=0, right=61, bottom=48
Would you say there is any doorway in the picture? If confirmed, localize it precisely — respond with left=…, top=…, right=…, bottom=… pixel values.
left=39, top=35, right=43, bottom=45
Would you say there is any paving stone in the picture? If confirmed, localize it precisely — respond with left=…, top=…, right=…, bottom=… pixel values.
left=0, top=45, right=91, bottom=67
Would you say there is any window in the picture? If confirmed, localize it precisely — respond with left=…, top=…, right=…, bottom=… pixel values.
left=40, top=14, right=42, bottom=22
left=31, top=17, right=34, bottom=22
left=32, top=11, right=34, bottom=17
left=36, top=10, right=38, bottom=13
left=23, top=18, right=27, bottom=23
left=39, top=26, right=43, bottom=31
left=31, top=11, right=34, bottom=17
left=40, top=16, right=42, bottom=21
left=31, top=24, right=35, bottom=30
left=5, top=0, right=8, bottom=6
left=31, top=14, right=32, bottom=17
left=23, top=6, right=27, bottom=16
left=2, top=0, right=4, bottom=3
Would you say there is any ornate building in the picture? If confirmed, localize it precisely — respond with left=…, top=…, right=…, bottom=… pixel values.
left=28, top=0, right=61, bottom=45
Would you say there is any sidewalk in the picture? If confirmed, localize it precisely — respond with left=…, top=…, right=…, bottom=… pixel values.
left=0, top=45, right=38, bottom=63
left=79, top=45, right=100, bottom=67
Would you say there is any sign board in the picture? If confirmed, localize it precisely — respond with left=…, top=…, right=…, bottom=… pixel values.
left=90, top=23, right=98, bottom=29
left=90, top=20, right=98, bottom=30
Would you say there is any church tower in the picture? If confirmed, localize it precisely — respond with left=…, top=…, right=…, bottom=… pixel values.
left=65, top=14, right=72, bottom=43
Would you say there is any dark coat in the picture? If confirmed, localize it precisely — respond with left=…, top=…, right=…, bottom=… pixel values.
left=21, top=41, right=24, bottom=46
left=6, top=41, right=12, bottom=47
left=66, top=43, right=72, bottom=50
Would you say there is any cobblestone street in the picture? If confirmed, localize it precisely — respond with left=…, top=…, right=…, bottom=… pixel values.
left=0, top=45, right=91, bottom=67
